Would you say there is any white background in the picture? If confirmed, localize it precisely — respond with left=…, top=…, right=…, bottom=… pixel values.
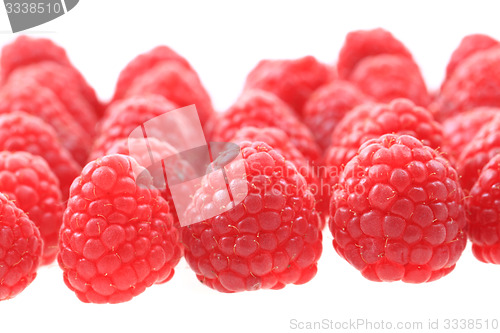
left=0, top=1, right=499, bottom=333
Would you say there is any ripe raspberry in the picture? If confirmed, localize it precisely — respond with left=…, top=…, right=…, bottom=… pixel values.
left=0, top=80, right=91, bottom=165
left=442, top=107, right=499, bottom=161
left=0, top=193, right=42, bottom=301
left=445, top=34, right=499, bottom=80
left=337, top=28, right=413, bottom=80
left=7, top=62, right=98, bottom=134
left=181, top=141, right=323, bottom=292
left=330, top=134, right=467, bottom=283
left=0, top=36, right=101, bottom=116
left=243, top=56, right=329, bottom=115
left=467, top=155, right=500, bottom=264
left=0, top=151, right=63, bottom=265
left=349, top=54, right=430, bottom=106
left=0, top=112, right=80, bottom=200
left=206, top=90, right=321, bottom=163
left=303, top=80, right=371, bottom=150
left=457, top=115, right=500, bottom=191
left=436, top=47, right=500, bottom=120
left=112, top=46, right=192, bottom=102
left=123, top=62, right=214, bottom=126
left=90, top=95, right=179, bottom=160
left=58, top=154, right=183, bottom=303
left=231, top=127, right=327, bottom=227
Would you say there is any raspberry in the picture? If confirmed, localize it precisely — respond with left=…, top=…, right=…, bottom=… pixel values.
left=436, top=47, right=500, bottom=120
left=445, top=34, right=499, bottom=80
left=337, top=28, right=413, bottom=80
left=0, top=80, right=91, bottom=165
left=467, top=155, right=500, bottom=264
left=0, top=36, right=101, bottom=116
left=0, top=151, right=63, bottom=265
left=90, top=95, right=178, bottom=160
left=58, top=154, right=183, bottom=303
left=7, top=62, right=98, bottom=134
left=181, top=141, right=322, bottom=292
left=112, top=46, right=192, bottom=102
left=442, top=107, right=499, bottom=161
left=206, top=90, right=321, bottom=163
left=330, top=134, right=467, bottom=283
left=349, top=54, right=430, bottom=106
left=0, top=193, right=42, bottom=301
left=123, top=62, right=214, bottom=126
left=457, top=115, right=500, bottom=191
left=303, top=80, right=371, bottom=150
left=0, top=112, right=80, bottom=199
left=231, top=127, right=327, bottom=226
left=243, top=56, right=329, bottom=115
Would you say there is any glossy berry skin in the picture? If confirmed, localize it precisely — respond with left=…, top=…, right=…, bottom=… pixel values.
left=0, top=112, right=81, bottom=200
left=303, top=80, right=371, bottom=150
left=58, top=154, right=183, bottom=303
left=349, top=54, right=430, bottom=107
left=181, top=141, right=323, bottom=293
left=243, top=56, right=329, bottom=115
left=442, top=108, right=499, bottom=161
left=206, top=90, right=321, bottom=163
left=337, top=28, right=413, bottom=80
left=457, top=116, right=500, bottom=191
left=0, top=151, right=63, bottom=265
left=330, top=134, right=467, bottom=283
left=0, top=193, right=43, bottom=301
left=124, top=62, right=214, bottom=126
left=90, top=95, right=178, bottom=160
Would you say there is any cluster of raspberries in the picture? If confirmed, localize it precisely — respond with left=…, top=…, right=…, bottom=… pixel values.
left=1, top=29, right=500, bottom=303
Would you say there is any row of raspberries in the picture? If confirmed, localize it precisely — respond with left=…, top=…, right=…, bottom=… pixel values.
left=1, top=29, right=500, bottom=303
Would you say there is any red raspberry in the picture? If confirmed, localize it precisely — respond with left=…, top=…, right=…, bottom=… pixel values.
left=349, top=54, right=430, bottom=106
left=436, top=47, right=500, bottom=120
left=445, top=34, right=499, bottom=80
left=337, top=28, right=413, bottom=80
left=112, top=46, right=192, bottom=102
left=0, top=80, right=91, bottom=165
left=243, top=56, right=329, bottom=115
left=0, top=112, right=80, bottom=200
left=181, top=141, right=322, bottom=292
left=0, top=36, right=101, bottom=116
left=7, top=62, right=98, bottom=134
left=58, top=154, right=183, bottom=303
left=457, top=115, right=500, bottom=191
left=330, top=134, right=467, bottom=283
left=0, top=151, right=63, bottom=265
left=90, top=95, right=178, bottom=160
left=231, top=127, right=327, bottom=227
left=442, top=107, right=499, bottom=161
left=0, top=193, right=42, bottom=301
left=467, top=155, right=500, bottom=264
left=206, top=90, right=321, bottom=163
left=303, top=80, right=371, bottom=150
left=123, top=62, right=214, bottom=126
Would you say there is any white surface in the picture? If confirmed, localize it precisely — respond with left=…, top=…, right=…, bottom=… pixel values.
left=1, top=1, right=500, bottom=333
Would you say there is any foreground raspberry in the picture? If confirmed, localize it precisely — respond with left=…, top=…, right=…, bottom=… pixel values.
left=206, top=90, right=321, bottom=162
left=182, top=141, right=323, bottom=292
left=0, top=112, right=81, bottom=199
left=467, top=155, right=500, bottom=264
left=303, top=80, right=371, bottom=149
left=442, top=107, right=499, bottom=161
left=337, top=28, right=413, bottom=80
left=330, top=134, right=467, bottom=283
left=243, top=56, right=329, bottom=115
left=0, top=151, right=63, bottom=265
left=0, top=193, right=42, bottom=301
left=58, top=154, right=183, bottom=303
